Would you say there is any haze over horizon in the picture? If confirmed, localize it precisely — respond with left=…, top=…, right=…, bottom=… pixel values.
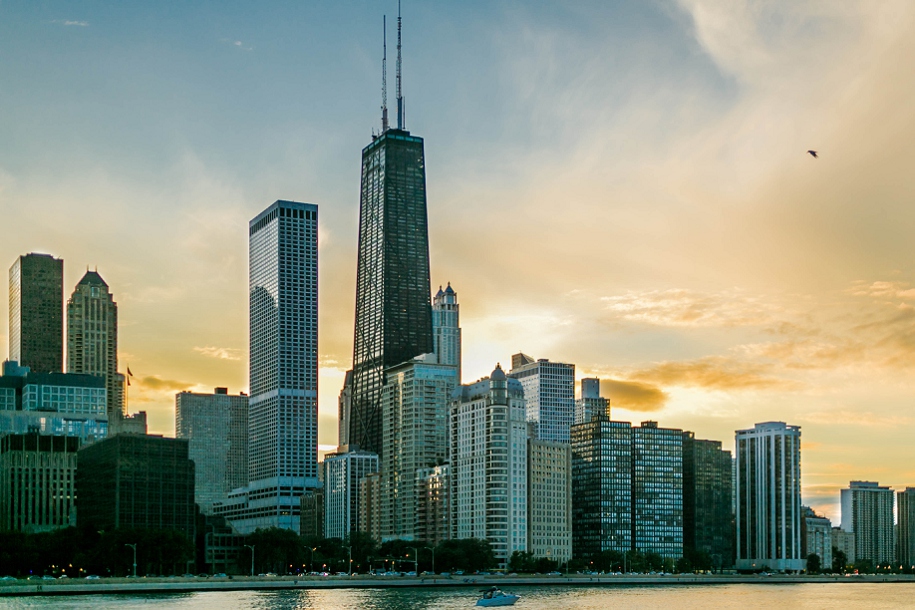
left=2, top=0, right=914, bottom=525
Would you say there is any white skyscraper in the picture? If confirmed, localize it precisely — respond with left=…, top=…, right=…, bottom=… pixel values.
left=841, top=481, right=895, bottom=566
left=324, top=450, right=379, bottom=540
left=735, top=421, right=804, bottom=572
left=219, top=200, right=318, bottom=533
left=451, top=365, right=529, bottom=567
left=432, top=283, right=461, bottom=376
left=508, top=353, right=575, bottom=443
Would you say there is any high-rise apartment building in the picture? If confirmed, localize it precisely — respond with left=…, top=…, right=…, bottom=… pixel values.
left=380, top=359, right=458, bottom=541
left=831, top=527, right=855, bottom=565
left=451, top=366, right=529, bottom=567
left=0, top=433, right=79, bottom=532
left=897, top=488, right=915, bottom=569
left=323, top=450, right=379, bottom=539
left=801, top=506, right=833, bottom=570
left=176, top=388, right=249, bottom=515
left=570, top=415, right=632, bottom=559
left=840, top=481, right=895, bottom=566
left=240, top=200, right=319, bottom=533
left=508, top=353, right=575, bottom=443
left=76, top=434, right=196, bottom=538
left=358, top=472, right=382, bottom=542
left=9, top=253, right=63, bottom=373
left=735, top=421, right=804, bottom=572
left=299, top=488, right=325, bottom=540
left=349, top=127, right=434, bottom=455
left=416, top=464, right=450, bottom=547
left=632, top=421, right=683, bottom=559
left=528, top=439, right=572, bottom=565
left=682, top=432, right=734, bottom=568
left=67, top=270, right=123, bottom=419
left=574, top=377, right=609, bottom=425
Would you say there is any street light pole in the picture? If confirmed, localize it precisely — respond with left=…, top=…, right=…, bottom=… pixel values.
left=244, top=545, right=255, bottom=577
left=409, top=548, right=418, bottom=575
left=424, top=546, right=435, bottom=575
left=308, top=547, right=316, bottom=574
left=124, top=544, right=137, bottom=578
left=346, top=547, right=352, bottom=576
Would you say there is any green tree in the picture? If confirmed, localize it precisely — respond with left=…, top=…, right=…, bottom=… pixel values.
left=246, top=527, right=304, bottom=574
left=344, top=531, right=379, bottom=573
left=806, top=553, right=821, bottom=574
left=831, top=547, right=847, bottom=574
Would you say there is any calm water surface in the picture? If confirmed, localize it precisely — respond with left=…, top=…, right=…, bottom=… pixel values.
left=2, top=584, right=914, bottom=610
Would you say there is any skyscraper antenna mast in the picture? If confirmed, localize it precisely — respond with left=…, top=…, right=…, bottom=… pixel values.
left=396, top=0, right=404, bottom=130
left=381, top=15, right=389, bottom=132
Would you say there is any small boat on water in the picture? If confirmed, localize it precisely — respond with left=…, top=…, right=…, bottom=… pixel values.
left=476, top=586, right=520, bottom=607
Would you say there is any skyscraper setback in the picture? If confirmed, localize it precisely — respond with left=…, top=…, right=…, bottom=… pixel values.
left=349, top=11, right=433, bottom=455
left=9, top=253, right=63, bottom=373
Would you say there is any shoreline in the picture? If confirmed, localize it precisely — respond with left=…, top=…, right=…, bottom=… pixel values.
left=2, top=574, right=914, bottom=597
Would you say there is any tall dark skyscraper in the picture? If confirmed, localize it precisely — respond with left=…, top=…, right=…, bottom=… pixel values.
left=350, top=10, right=433, bottom=454
left=9, top=253, right=64, bottom=373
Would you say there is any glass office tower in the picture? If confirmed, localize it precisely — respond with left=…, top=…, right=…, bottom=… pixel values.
left=350, top=129, right=433, bottom=455
left=245, top=200, right=319, bottom=531
left=9, top=253, right=64, bottom=373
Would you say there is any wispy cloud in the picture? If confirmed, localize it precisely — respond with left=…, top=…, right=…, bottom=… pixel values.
left=220, top=38, right=253, bottom=52
left=53, top=20, right=89, bottom=27
left=600, top=289, right=783, bottom=328
left=193, top=346, right=242, bottom=361
left=602, top=379, right=667, bottom=412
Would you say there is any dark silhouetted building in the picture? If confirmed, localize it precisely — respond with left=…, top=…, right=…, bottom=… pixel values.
left=632, top=421, right=683, bottom=559
left=683, top=432, right=734, bottom=568
left=0, top=433, right=79, bottom=532
left=9, top=253, right=63, bottom=373
left=76, top=434, right=195, bottom=537
left=571, top=415, right=632, bottom=559
left=350, top=126, right=434, bottom=455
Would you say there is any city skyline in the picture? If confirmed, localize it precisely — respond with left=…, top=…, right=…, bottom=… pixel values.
left=2, top=1, right=915, bottom=525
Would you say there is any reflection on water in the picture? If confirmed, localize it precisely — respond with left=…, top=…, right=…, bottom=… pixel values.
left=2, top=584, right=915, bottom=610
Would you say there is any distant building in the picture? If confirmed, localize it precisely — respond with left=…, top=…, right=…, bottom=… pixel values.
left=452, top=365, right=529, bottom=567
left=380, top=359, right=458, bottom=541
left=76, top=434, right=195, bottom=538
left=67, top=270, right=123, bottom=419
left=299, top=488, right=325, bottom=540
left=0, top=364, right=107, bottom=443
left=898, top=488, right=915, bottom=569
left=528, top=439, right=572, bottom=565
left=801, top=507, right=832, bottom=570
left=841, top=481, right=895, bottom=565
left=571, top=415, right=632, bottom=559
left=508, top=353, right=575, bottom=443
left=358, top=472, right=382, bottom=542
left=323, top=450, right=379, bottom=540
left=574, top=378, right=609, bottom=425
left=176, top=388, right=249, bottom=514
left=831, top=527, right=855, bottom=566
left=432, top=284, right=461, bottom=376
left=338, top=370, right=353, bottom=452
left=682, top=432, right=734, bottom=568
left=0, top=433, right=79, bottom=532
left=632, top=421, right=683, bottom=559
left=416, top=464, right=449, bottom=547
left=9, top=253, right=64, bottom=373
left=735, top=422, right=804, bottom=572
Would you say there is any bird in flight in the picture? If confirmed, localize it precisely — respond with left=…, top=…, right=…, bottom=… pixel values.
left=807, top=150, right=818, bottom=158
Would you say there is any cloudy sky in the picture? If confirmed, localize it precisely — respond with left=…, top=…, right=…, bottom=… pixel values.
left=2, top=1, right=914, bottom=523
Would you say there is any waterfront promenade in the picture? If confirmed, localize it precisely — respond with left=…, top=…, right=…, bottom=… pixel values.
left=2, top=573, right=914, bottom=597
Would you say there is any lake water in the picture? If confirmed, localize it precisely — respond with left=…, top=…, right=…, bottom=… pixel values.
left=1, top=583, right=914, bottom=609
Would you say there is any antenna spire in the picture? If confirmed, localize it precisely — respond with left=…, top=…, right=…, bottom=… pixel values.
left=396, top=0, right=404, bottom=130
left=381, top=15, right=389, bottom=132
